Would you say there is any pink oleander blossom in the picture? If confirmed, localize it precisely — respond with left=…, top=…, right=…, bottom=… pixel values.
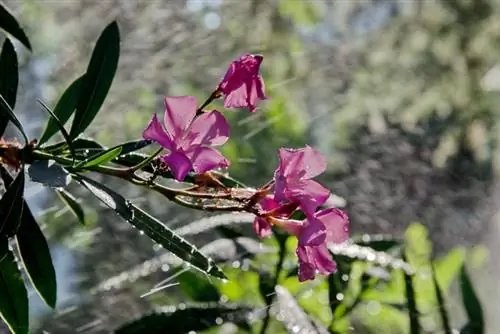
left=273, top=146, right=331, bottom=216
left=279, top=208, right=349, bottom=282
left=252, top=195, right=299, bottom=238
left=217, top=54, right=267, bottom=112
left=143, top=96, right=230, bottom=181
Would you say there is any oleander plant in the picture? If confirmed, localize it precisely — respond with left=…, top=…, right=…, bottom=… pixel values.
left=0, top=3, right=486, bottom=334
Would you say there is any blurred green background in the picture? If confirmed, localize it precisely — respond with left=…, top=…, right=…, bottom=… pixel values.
left=2, top=0, right=500, bottom=333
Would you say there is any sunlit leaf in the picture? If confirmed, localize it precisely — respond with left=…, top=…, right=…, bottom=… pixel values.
left=75, top=174, right=226, bottom=278
left=0, top=170, right=24, bottom=237
left=38, top=75, right=84, bottom=146
left=403, top=254, right=420, bottom=334
left=431, top=264, right=451, bottom=334
left=0, top=249, right=29, bottom=334
left=56, top=189, right=85, bottom=225
left=69, top=21, right=120, bottom=139
left=0, top=2, right=31, bottom=50
left=114, top=303, right=253, bottom=334
left=74, top=146, right=122, bottom=169
left=28, top=160, right=71, bottom=188
left=0, top=38, right=18, bottom=136
left=460, top=264, right=483, bottom=334
left=16, top=203, right=57, bottom=308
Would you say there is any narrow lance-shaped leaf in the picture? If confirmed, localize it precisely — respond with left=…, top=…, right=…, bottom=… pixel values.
left=69, top=21, right=120, bottom=139
left=56, top=189, right=85, bottom=225
left=16, top=203, right=57, bottom=308
left=75, top=174, right=226, bottom=279
left=431, top=264, right=451, bottom=334
left=460, top=264, right=483, bottom=334
left=74, top=146, right=122, bottom=169
left=0, top=249, right=29, bottom=334
left=0, top=38, right=18, bottom=136
left=0, top=94, right=28, bottom=144
left=403, top=254, right=420, bottom=334
left=0, top=237, right=7, bottom=264
left=0, top=170, right=25, bottom=237
left=38, top=75, right=84, bottom=145
left=0, top=3, right=32, bottom=50
left=28, top=160, right=71, bottom=188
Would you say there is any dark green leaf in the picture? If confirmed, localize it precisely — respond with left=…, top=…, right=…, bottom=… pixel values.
left=0, top=3, right=31, bottom=50
left=351, top=234, right=402, bottom=252
left=75, top=174, right=226, bottom=279
left=259, top=270, right=275, bottom=306
left=0, top=237, right=7, bottom=264
left=0, top=94, right=27, bottom=144
left=69, top=21, right=120, bottom=139
left=28, top=160, right=71, bottom=188
left=403, top=254, right=420, bottom=334
left=432, top=264, right=451, bottom=334
left=56, top=189, right=85, bottom=225
left=178, top=271, right=220, bottom=302
left=44, top=137, right=103, bottom=154
left=38, top=76, right=84, bottom=145
left=74, top=146, right=122, bottom=169
left=460, top=264, right=483, bottom=334
left=16, top=203, right=57, bottom=308
left=0, top=170, right=24, bottom=237
left=114, top=304, right=252, bottom=334
left=0, top=38, right=18, bottom=136
left=116, top=139, right=153, bottom=155
left=0, top=249, right=29, bottom=334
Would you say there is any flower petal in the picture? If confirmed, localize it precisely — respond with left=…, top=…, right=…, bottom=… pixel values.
left=142, top=114, right=174, bottom=150
left=278, top=146, right=327, bottom=179
left=297, top=246, right=316, bottom=281
left=187, top=111, right=229, bottom=147
left=164, top=96, right=197, bottom=139
left=310, top=244, right=336, bottom=274
left=188, top=147, right=230, bottom=174
left=287, top=179, right=330, bottom=216
left=316, top=208, right=350, bottom=243
left=223, top=84, right=249, bottom=110
left=161, top=151, right=192, bottom=181
left=299, top=217, right=326, bottom=246
left=253, top=217, right=272, bottom=238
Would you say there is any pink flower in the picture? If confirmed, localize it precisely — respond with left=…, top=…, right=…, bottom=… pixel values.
left=280, top=208, right=349, bottom=281
left=252, top=195, right=298, bottom=238
left=143, top=96, right=230, bottom=181
left=217, top=54, right=267, bottom=112
left=273, top=146, right=330, bottom=216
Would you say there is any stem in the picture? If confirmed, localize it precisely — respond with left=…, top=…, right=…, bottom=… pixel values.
left=196, top=90, right=219, bottom=115
left=127, top=147, right=163, bottom=173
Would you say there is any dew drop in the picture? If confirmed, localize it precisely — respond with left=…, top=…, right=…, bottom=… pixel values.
left=336, top=293, right=344, bottom=301
left=161, top=264, right=169, bottom=272
left=178, top=303, right=186, bottom=310
left=139, top=230, right=145, bottom=235
left=341, top=274, right=349, bottom=281
left=215, top=317, right=223, bottom=325
left=231, top=260, right=240, bottom=268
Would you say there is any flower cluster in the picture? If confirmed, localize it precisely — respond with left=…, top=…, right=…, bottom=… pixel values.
left=142, top=53, right=349, bottom=282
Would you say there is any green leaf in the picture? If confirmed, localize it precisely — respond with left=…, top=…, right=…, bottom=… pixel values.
left=0, top=249, right=29, bottom=334
left=114, top=304, right=252, bottom=334
left=0, top=170, right=25, bottom=237
left=403, top=254, right=420, bottom=334
left=75, top=174, right=226, bottom=279
left=44, top=137, right=104, bottom=154
left=69, top=21, right=120, bottom=139
left=28, top=160, right=71, bottom=188
left=351, top=234, right=402, bottom=252
left=56, top=189, right=85, bottom=225
left=460, top=264, right=483, bottom=334
left=74, top=146, right=122, bottom=169
left=38, top=76, right=84, bottom=146
left=0, top=2, right=32, bottom=50
left=0, top=94, right=28, bottom=144
left=0, top=237, right=7, bottom=264
left=0, top=38, right=18, bottom=136
left=178, top=271, right=220, bottom=302
left=431, top=264, right=451, bottom=334
left=16, top=203, right=57, bottom=308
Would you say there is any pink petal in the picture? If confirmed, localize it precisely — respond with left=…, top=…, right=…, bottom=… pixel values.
left=272, top=168, right=287, bottom=203
left=253, top=217, right=272, bottom=238
left=142, top=114, right=174, bottom=151
left=299, top=217, right=326, bottom=246
left=255, top=75, right=267, bottom=100
left=297, top=246, right=316, bottom=281
left=316, top=208, right=350, bottom=243
left=223, top=84, right=248, bottom=110
left=164, top=96, right=197, bottom=139
left=288, top=179, right=330, bottom=216
left=186, top=111, right=229, bottom=147
left=278, top=146, right=327, bottom=179
left=188, top=147, right=230, bottom=174
left=161, top=151, right=192, bottom=181
left=310, top=244, right=337, bottom=274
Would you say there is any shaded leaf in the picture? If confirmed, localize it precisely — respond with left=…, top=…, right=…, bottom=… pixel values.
left=178, top=271, right=220, bottom=302
left=403, top=254, right=420, bottom=334
left=175, top=213, right=255, bottom=237
left=0, top=170, right=24, bottom=236
left=38, top=75, right=84, bottom=145
left=56, top=189, right=85, bottom=225
left=0, top=249, right=29, bottom=334
left=69, top=21, right=120, bottom=139
left=0, top=38, right=18, bottom=136
left=75, top=174, right=226, bottom=279
left=0, top=3, right=31, bottom=50
left=16, top=203, right=57, bottom=308
left=44, top=137, right=103, bottom=154
left=74, top=146, right=122, bottom=169
left=351, top=234, right=402, bottom=252
left=0, top=237, right=7, bottom=264
left=460, top=264, right=483, bottom=334
left=114, top=303, right=253, bottom=334
left=0, top=94, right=27, bottom=144
left=28, top=160, right=71, bottom=188
left=431, top=264, right=451, bottom=334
